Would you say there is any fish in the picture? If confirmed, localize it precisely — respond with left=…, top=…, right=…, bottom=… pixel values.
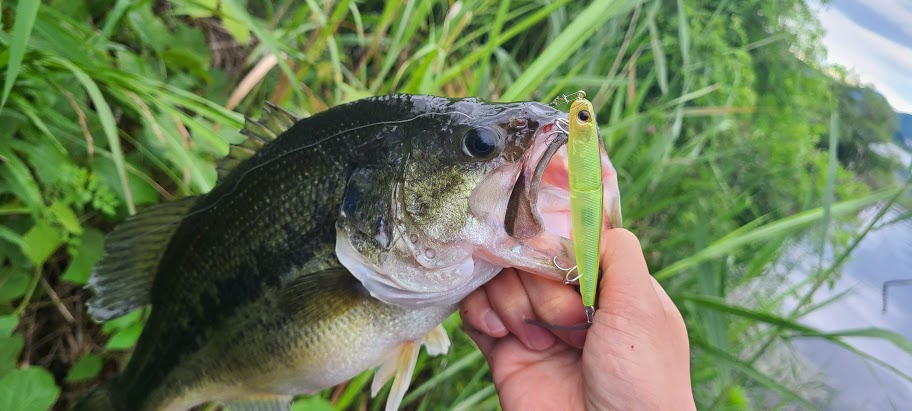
left=78, top=94, right=622, bottom=411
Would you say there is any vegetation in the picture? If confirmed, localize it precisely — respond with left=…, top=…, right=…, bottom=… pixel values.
left=0, top=0, right=909, bottom=410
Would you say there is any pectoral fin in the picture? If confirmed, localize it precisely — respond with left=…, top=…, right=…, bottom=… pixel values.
left=371, top=324, right=451, bottom=411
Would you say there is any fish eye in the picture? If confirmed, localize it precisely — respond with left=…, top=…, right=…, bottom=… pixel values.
left=462, top=127, right=499, bottom=158
left=577, top=110, right=591, bottom=123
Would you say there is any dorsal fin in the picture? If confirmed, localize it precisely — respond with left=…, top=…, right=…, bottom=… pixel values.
left=217, top=102, right=302, bottom=179
left=86, top=197, right=198, bottom=321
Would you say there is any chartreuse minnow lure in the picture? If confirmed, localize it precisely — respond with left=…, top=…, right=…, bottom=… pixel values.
left=567, top=91, right=602, bottom=324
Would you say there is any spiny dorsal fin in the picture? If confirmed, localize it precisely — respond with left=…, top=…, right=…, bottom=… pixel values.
left=86, top=197, right=198, bottom=322
left=217, top=102, right=302, bottom=179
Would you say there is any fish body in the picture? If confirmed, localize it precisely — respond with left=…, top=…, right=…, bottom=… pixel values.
left=82, top=94, right=622, bottom=410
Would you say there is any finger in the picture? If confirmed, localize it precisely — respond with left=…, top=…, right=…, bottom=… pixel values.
left=460, top=287, right=508, bottom=338
left=486, top=268, right=556, bottom=351
left=648, top=275, right=689, bottom=348
left=596, top=228, right=662, bottom=320
left=462, top=316, right=497, bottom=355
left=518, top=273, right=589, bottom=348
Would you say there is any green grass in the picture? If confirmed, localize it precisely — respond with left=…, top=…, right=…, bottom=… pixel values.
left=1, top=0, right=910, bottom=410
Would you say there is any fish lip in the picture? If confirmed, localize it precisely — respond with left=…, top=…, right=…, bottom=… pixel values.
left=504, top=121, right=569, bottom=240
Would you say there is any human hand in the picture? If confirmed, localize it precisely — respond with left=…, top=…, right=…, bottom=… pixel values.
left=460, top=229, right=695, bottom=410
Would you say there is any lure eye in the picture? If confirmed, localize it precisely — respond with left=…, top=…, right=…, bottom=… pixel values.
left=577, top=110, right=591, bottom=123
left=462, top=128, right=499, bottom=158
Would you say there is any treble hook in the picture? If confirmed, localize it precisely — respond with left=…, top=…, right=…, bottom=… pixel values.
left=554, top=118, right=570, bottom=135
left=553, top=256, right=581, bottom=284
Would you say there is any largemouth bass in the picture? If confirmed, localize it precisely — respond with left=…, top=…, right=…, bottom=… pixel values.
left=79, top=94, right=622, bottom=411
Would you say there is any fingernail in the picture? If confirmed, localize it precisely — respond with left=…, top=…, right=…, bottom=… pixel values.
left=524, top=323, right=556, bottom=350
left=484, top=309, right=506, bottom=335
left=569, top=329, right=588, bottom=348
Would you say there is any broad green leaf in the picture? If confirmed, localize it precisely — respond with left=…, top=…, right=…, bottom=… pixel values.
left=20, top=222, right=64, bottom=266
left=61, top=229, right=105, bottom=285
left=101, top=310, right=142, bottom=333
left=0, top=316, right=17, bottom=337
left=105, top=320, right=143, bottom=350
left=0, top=334, right=23, bottom=379
left=49, top=202, right=83, bottom=235
left=103, top=310, right=145, bottom=351
left=0, top=367, right=60, bottom=411
left=0, top=269, right=30, bottom=303
left=220, top=4, right=252, bottom=45
left=65, top=354, right=103, bottom=383
left=1, top=0, right=41, bottom=110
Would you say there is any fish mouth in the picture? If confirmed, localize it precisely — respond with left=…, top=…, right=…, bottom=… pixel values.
left=504, top=122, right=569, bottom=240
left=474, top=117, right=621, bottom=283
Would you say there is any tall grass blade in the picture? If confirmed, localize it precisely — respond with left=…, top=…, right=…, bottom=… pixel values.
left=55, top=58, right=136, bottom=214
left=501, top=0, right=643, bottom=101
left=683, top=294, right=912, bottom=359
left=694, top=340, right=816, bottom=409
left=818, top=110, right=838, bottom=267
left=655, top=188, right=903, bottom=280
left=675, top=0, right=691, bottom=66
left=646, top=0, right=667, bottom=95
left=219, top=0, right=308, bottom=105
left=1, top=0, right=41, bottom=111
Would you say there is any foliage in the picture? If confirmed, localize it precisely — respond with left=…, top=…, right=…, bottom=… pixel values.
left=826, top=78, right=902, bottom=186
left=0, top=0, right=910, bottom=410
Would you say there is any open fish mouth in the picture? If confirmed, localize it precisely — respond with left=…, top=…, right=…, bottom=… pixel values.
left=476, top=118, right=622, bottom=283
left=505, top=121, right=570, bottom=240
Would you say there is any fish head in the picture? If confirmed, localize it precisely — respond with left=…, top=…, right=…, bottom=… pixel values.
left=336, top=96, right=621, bottom=308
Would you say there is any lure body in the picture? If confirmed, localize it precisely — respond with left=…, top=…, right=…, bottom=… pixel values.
left=567, top=95, right=602, bottom=322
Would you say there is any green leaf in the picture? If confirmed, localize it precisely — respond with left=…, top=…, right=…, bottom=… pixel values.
left=105, top=321, right=143, bottom=350
left=49, top=202, right=83, bottom=235
left=291, top=396, right=335, bottom=411
left=0, top=316, right=17, bottom=337
left=0, top=367, right=61, bottom=411
left=65, top=353, right=103, bottom=383
left=1, top=0, right=41, bottom=110
left=101, top=310, right=142, bottom=333
left=61, top=229, right=105, bottom=285
left=219, top=3, right=252, bottom=45
left=0, top=334, right=24, bottom=379
left=103, top=310, right=145, bottom=351
left=20, top=221, right=64, bottom=266
left=0, top=269, right=30, bottom=303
